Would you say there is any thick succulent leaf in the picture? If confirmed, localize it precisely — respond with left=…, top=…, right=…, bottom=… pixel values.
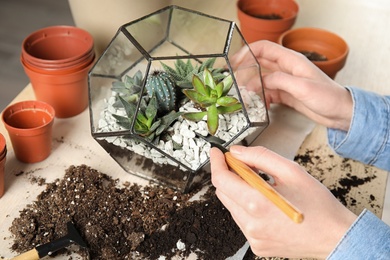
left=203, top=68, right=216, bottom=89
left=217, top=103, right=243, bottom=114
left=216, top=96, right=240, bottom=107
left=145, top=95, right=158, bottom=120
left=207, top=104, right=219, bottom=135
left=111, top=114, right=132, bottom=129
left=136, top=112, right=149, bottom=126
left=161, top=111, right=183, bottom=128
left=222, top=74, right=233, bottom=95
left=215, top=81, right=224, bottom=98
left=149, top=119, right=162, bottom=133
left=192, top=75, right=209, bottom=96
left=182, top=111, right=207, bottom=122
left=199, top=58, right=216, bottom=71
left=182, top=89, right=215, bottom=107
left=118, top=96, right=137, bottom=118
left=160, top=62, right=180, bottom=80
left=134, top=120, right=149, bottom=134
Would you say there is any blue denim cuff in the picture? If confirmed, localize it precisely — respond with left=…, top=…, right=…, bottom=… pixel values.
left=327, top=86, right=390, bottom=171
left=327, top=209, right=390, bottom=259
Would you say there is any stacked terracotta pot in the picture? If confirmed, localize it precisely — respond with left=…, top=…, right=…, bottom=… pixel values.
left=20, top=26, right=95, bottom=118
left=0, top=133, right=6, bottom=197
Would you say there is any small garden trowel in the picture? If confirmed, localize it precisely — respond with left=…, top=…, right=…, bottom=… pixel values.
left=12, top=221, right=88, bottom=260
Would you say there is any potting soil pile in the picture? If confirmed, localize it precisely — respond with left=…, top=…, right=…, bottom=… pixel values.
left=9, top=165, right=246, bottom=259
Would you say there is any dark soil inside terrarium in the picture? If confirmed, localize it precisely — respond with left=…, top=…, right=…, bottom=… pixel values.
left=9, top=165, right=246, bottom=259
left=299, top=51, right=328, bottom=62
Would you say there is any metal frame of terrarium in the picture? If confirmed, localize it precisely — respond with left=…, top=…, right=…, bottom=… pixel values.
left=88, top=5, right=269, bottom=193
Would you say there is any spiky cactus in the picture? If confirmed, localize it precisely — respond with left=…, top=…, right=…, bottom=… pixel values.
left=145, top=71, right=176, bottom=114
left=182, top=68, right=242, bottom=135
left=161, top=58, right=226, bottom=89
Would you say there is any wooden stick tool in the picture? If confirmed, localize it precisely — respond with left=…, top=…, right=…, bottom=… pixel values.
left=212, top=143, right=304, bottom=223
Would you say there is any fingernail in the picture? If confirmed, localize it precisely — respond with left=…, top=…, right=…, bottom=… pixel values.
left=229, top=145, right=244, bottom=155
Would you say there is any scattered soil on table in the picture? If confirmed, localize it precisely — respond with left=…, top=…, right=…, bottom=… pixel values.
left=299, top=51, right=328, bottom=62
left=243, top=146, right=378, bottom=260
left=9, top=165, right=246, bottom=259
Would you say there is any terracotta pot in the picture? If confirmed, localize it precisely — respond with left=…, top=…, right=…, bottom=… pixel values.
left=237, top=0, right=299, bottom=43
left=21, top=56, right=93, bottom=118
left=0, top=133, right=6, bottom=198
left=278, top=27, right=349, bottom=79
left=2, top=101, right=55, bottom=163
left=22, top=26, right=94, bottom=66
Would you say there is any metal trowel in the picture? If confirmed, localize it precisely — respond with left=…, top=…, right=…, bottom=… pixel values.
left=12, top=221, right=88, bottom=260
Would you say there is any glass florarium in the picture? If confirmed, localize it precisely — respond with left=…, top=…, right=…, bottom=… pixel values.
left=88, top=6, right=269, bottom=192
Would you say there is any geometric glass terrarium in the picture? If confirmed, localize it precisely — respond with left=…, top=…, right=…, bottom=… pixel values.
left=88, top=6, right=269, bottom=193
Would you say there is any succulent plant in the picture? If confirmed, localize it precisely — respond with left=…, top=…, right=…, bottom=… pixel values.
left=182, top=68, right=242, bottom=135
left=112, top=95, right=182, bottom=143
left=161, top=58, right=226, bottom=89
left=111, top=70, right=143, bottom=105
left=145, top=71, right=177, bottom=114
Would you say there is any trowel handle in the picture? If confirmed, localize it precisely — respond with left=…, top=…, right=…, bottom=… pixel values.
left=11, top=249, right=39, bottom=260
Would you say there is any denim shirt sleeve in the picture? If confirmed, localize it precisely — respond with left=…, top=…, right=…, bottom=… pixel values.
left=327, top=209, right=390, bottom=259
left=327, top=86, right=390, bottom=171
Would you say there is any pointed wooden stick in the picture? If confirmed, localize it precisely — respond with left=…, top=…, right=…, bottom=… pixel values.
left=212, top=143, right=304, bottom=223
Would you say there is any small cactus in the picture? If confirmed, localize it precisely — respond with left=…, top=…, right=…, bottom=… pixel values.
left=145, top=71, right=176, bottom=114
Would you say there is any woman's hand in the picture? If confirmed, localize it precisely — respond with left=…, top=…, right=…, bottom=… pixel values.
left=231, top=40, right=353, bottom=131
left=210, top=145, right=357, bottom=259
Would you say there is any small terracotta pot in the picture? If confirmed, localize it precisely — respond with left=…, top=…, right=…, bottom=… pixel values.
left=21, top=57, right=93, bottom=118
left=0, top=133, right=6, bottom=198
left=2, top=101, right=55, bottom=163
left=278, top=27, right=349, bottom=79
left=237, top=0, right=299, bottom=43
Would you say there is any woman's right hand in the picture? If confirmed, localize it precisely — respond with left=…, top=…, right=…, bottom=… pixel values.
left=231, top=40, right=353, bottom=131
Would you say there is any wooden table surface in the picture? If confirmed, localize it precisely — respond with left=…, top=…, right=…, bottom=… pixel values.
left=1, top=0, right=389, bottom=259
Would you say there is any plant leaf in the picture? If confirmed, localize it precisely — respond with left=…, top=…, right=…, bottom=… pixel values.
left=217, top=103, right=242, bottom=114
left=203, top=68, right=215, bottom=89
left=182, top=89, right=215, bottom=107
left=207, top=104, right=219, bottom=135
left=215, top=81, right=224, bottom=98
left=118, top=96, right=137, bottom=118
left=182, top=111, right=207, bottom=122
left=222, top=74, right=233, bottom=95
left=149, top=119, right=162, bottom=133
left=111, top=114, right=132, bottom=129
left=217, top=96, right=239, bottom=107
left=192, top=74, right=209, bottom=96
left=145, top=95, right=158, bottom=120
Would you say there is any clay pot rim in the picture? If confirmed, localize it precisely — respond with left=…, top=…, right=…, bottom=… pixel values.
left=278, top=27, right=349, bottom=66
left=22, top=25, right=94, bottom=65
left=22, top=48, right=95, bottom=69
left=21, top=53, right=95, bottom=75
left=237, top=0, right=299, bottom=22
left=2, top=100, right=55, bottom=135
left=0, top=133, right=6, bottom=156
